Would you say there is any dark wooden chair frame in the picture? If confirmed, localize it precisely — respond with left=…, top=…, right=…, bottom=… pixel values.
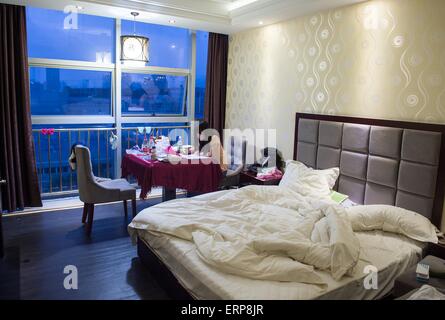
left=81, top=199, right=137, bottom=236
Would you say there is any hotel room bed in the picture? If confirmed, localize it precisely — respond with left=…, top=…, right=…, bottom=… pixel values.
left=129, top=113, right=445, bottom=300
left=134, top=219, right=426, bottom=300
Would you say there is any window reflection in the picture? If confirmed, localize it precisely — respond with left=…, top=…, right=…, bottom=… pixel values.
left=122, top=73, right=187, bottom=116
left=26, top=6, right=115, bottom=62
left=30, top=67, right=112, bottom=115
left=195, top=31, right=209, bottom=119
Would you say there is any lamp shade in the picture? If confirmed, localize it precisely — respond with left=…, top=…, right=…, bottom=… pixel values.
left=120, top=35, right=149, bottom=63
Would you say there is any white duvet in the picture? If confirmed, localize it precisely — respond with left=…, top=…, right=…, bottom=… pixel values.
left=128, top=184, right=438, bottom=286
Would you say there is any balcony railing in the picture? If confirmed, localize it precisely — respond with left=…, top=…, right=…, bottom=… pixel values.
left=32, top=124, right=191, bottom=197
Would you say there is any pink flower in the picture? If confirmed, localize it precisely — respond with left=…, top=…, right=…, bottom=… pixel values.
left=41, top=128, right=55, bottom=135
left=165, top=145, right=177, bottom=155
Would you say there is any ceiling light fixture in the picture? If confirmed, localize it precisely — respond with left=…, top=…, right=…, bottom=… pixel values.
left=120, top=12, right=149, bottom=65
left=258, top=21, right=264, bottom=25
left=76, top=5, right=83, bottom=10
left=169, top=19, right=176, bottom=24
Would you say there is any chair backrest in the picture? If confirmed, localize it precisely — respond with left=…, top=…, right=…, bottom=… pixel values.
left=75, top=145, right=96, bottom=203
left=226, top=136, right=247, bottom=174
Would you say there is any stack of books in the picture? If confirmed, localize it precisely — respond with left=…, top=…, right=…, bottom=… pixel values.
left=416, top=263, right=430, bottom=283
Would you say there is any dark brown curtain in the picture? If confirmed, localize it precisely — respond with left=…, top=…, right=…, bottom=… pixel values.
left=204, top=33, right=229, bottom=139
left=0, top=4, right=42, bottom=212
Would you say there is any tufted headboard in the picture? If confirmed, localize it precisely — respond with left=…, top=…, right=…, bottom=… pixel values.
left=293, top=113, right=445, bottom=228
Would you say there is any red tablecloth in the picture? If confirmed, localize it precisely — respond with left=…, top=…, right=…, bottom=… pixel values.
left=121, top=154, right=222, bottom=199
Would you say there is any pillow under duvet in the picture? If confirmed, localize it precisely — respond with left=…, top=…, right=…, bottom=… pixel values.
left=346, top=204, right=438, bottom=243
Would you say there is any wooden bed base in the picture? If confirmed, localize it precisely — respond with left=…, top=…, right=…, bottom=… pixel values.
left=137, top=237, right=195, bottom=300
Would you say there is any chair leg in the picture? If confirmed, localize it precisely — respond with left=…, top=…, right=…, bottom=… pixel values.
left=123, top=200, right=128, bottom=217
left=86, top=204, right=95, bottom=236
left=131, top=199, right=137, bottom=217
left=81, top=203, right=88, bottom=223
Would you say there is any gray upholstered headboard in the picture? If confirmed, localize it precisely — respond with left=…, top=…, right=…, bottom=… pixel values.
left=294, top=113, right=445, bottom=228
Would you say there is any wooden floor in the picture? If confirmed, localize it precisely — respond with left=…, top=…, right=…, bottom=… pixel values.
left=0, top=198, right=171, bottom=300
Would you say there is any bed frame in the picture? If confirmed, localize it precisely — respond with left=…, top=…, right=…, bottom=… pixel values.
left=137, top=237, right=194, bottom=299
left=137, top=113, right=445, bottom=299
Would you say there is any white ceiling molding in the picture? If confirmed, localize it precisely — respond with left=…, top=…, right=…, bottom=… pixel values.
left=229, top=0, right=367, bottom=29
left=1, top=0, right=368, bottom=34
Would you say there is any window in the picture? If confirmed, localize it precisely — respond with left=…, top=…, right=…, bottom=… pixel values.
left=121, top=73, right=187, bottom=116
left=121, top=20, right=189, bottom=68
left=30, top=67, right=113, bottom=116
left=195, top=31, right=209, bottom=119
left=26, top=6, right=207, bottom=196
left=26, top=6, right=115, bottom=63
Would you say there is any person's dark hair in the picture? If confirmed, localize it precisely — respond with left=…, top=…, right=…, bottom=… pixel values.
left=198, top=121, right=210, bottom=151
left=198, top=121, right=209, bottom=134
left=69, top=142, right=84, bottom=164
left=262, top=147, right=284, bottom=171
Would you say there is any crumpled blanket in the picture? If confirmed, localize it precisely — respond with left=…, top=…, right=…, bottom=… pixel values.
left=406, top=285, right=445, bottom=300
left=129, top=186, right=360, bottom=285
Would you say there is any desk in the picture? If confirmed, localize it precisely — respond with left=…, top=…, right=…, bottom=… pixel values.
left=240, top=171, right=282, bottom=186
left=121, top=154, right=222, bottom=201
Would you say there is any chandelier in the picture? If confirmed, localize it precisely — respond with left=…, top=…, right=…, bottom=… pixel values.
left=120, top=12, right=149, bottom=64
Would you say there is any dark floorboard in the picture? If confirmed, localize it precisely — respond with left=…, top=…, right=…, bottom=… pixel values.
left=0, top=198, right=171, bottom=300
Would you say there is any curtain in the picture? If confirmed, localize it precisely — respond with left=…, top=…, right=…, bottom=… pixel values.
left=204, top=32, right=229, bottom=139
left=0, top=4, right=42, bottom=211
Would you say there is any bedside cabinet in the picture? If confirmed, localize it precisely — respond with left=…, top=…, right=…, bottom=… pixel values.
left=425, top=242, right=445, bottom=259
left=393, top=254, right=445, bottom=298
left=239, top=171, right=281, bottom=186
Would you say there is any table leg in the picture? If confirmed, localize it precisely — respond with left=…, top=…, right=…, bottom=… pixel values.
left=186, top=191, right=205, bottom=198
left=162, top=187, right=176, bottom=202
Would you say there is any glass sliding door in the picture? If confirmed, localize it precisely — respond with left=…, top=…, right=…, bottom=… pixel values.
left=26, top=6, right=208, bottom=197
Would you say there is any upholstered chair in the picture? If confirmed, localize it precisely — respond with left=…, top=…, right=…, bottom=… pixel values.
left=219, top=136, right=247, bottom=189
left=75, top=145, right=137, bottom=235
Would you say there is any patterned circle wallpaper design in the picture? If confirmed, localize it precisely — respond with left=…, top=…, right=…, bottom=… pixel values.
left=226, top=0, right=445, bottom=161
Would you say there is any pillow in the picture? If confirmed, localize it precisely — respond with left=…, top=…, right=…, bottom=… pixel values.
left=346, top=204, right=438, bottom=243
left=279, top=161, right=339, bottom=197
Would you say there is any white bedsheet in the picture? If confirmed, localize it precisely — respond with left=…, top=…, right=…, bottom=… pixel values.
left=136, top=229, right=424, bottom=300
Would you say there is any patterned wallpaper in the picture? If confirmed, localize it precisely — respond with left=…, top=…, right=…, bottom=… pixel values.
left=226, top=0, right=445, bottom=160
left=226, top=0, right=445, bottom=230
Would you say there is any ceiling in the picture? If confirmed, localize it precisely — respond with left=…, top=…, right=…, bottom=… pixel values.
left=2, top=0, right=368, bottom=33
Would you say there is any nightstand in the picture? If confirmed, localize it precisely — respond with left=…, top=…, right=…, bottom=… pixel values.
left=393, top=254, right=445, bottom=298
left=425, top=241, right=445, bottom=258
left=239, top=171, right=281, bottom=186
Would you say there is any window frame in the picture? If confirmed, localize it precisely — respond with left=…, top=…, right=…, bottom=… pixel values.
left=30, top=16, right=198, bottom=179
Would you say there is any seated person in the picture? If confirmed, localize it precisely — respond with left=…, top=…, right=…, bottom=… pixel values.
left=196, top=121, right=228, bottom=173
